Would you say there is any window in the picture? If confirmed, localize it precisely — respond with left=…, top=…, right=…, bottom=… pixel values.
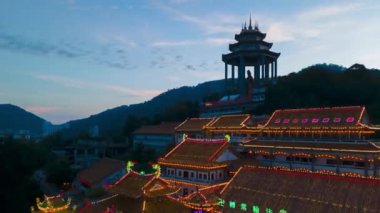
left=211, top=173, right=214, bottom=180
left=333, top=117, right=341, bottom=123
left=292, top=118, right=299, bottom=124
left=190, top=172, right=194, bottom=178
left=219, top=172, right=222, bottom=179
left=171, top=170, right=174, bottom=176
left=301, top=118, right=308, bottom=124
left=322, top=118, right=330, bottom=123
left=346, top=117, right=355, bottom=123
left=283, top=119, right=290, bottom=124
left=178, top=171, right=182, bottom=177
left=183, top=171, right=189, bottom=179
left=274, top=119, right=281, bottom=124
left=312, top=118, right=319, bottom=123
left=326, top=159, right=337, bottom=165
left=203, top=174, right=207, bottom=180
left=198, top=173, right=202, bottom=179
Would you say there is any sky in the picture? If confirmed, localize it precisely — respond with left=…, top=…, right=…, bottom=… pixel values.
left=1, top=0, right=380, bottom=124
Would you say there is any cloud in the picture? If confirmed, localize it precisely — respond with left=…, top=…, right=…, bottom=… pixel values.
left=32, top=73, right=162, bottom=101
left=0, top=33, right=87, bottom=58
left=154, top=3, right=241, bottom=35
left=185, top=65, right=196, bottom=71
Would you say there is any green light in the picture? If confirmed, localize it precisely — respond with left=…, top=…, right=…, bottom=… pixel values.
left=225, top=134, right=231, bottom=142
left=266, top=208, right=273, bottom=213
left=229, top=201, right=236, bottom=209
left=240, top=203, right=247, bottom=211
left=140, top=171, right=145, bottom=175
left=252, top=205, right=259, bottom=213
left=279, top=209, right=287, bottom=213
left=218, top=198, right=225, bottom=207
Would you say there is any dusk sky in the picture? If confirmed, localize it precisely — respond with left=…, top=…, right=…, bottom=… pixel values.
left=1, top=0, right=380, bottom=124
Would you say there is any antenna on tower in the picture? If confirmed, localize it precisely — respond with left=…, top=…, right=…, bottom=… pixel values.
left=249, top=14, right=253, bottom=30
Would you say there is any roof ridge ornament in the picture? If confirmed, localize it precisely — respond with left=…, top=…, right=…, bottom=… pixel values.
left=254, top=20, right=259, bottom=31
left=244, top=21, right=247, bottom=30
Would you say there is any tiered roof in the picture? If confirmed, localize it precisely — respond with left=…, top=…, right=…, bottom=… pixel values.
left=158, top=138, right=229, bottom=168
left=134, top=122, right=181, bottom=135
left=219, top=166, right=380, bottom=212
left=175, top=118, right=215, bottom=132
left=264, top=106, right=368, bottom=130
left=79, top=158, right=125, bottom=186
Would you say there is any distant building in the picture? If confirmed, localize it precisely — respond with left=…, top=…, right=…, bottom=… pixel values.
left=78, top=158, right=125, bottom=190
left=174, top=118, right=215, bottom=143
left=133, top=122, right=180, bottom=154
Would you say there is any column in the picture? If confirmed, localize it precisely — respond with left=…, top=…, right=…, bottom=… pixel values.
left=224, top=63, right=228, bottom=88
left=265, top=62, right=269, bottom=79
left=238, top=56, right=245, bottom=96
left=254, top=64, right=260, bottom=80
left=365, top=157, right=369, bottom=177
left=231, top=65, right=235, bottom=86
left=275, top=59, right=278, bottom=78
left=271, top=62, right=274, bottom=79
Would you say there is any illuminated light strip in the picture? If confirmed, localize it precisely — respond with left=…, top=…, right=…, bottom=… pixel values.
left=243, top=144, right=380, bottom=153
left=162, top=138, right=187, bottom=158
left=292, top=152, right=312, bottom=158
left=220, top=166, right=244, bottom=194
left=263, top=109, right=279, bottom=127
left=208, top=140, right=228, bottom=161
left=158, top=161, right=228, bottom=169
left=315, top=154, right=336, bottom=159
left=91, top=194, right=119, bottom=205
left=357, top=106, right=366, bottom=125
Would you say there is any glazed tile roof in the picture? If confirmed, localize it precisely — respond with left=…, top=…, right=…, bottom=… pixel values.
left=207, top=114, right=251, bottom=129
left=158, top=138, right=229, bottom=167
left=79, top=158, right=125, bottom=186
left=264, top=106, right=367, bottom=130
left=175, top=118, right=215, bottom=132
left=243, top=140, right=380, bottom=153
left=219, top=166, right=380, bottom=212
left=143, top=178, right=180, bottom=198
left=134, top=122, right=181, bottom=135
left=110, top=172, right=156, bottom=198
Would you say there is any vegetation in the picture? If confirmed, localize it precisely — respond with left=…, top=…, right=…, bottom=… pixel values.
left=255, top=64, right=380, bottom=123
left=0, top=139, right=50, bottom=212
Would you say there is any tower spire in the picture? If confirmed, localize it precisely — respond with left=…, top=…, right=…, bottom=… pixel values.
left=249, top=14, right=253, bottom=30
left=244, top=21, right=247, bottom=30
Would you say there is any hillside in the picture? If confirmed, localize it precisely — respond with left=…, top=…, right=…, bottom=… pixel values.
left=60, top=79, right=225, bottom=137
left=1, top=63, right=379, bottom=139
left=0, top=104, right=46, bottom=136
left=256, top=63, right=380, bottom=123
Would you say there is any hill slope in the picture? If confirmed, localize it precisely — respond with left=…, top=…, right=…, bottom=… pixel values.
left=61, top=79, right=225, bottom=137
left=256, top=63, right=380, bottom=123
left=0, top=104, right=46, bottom=136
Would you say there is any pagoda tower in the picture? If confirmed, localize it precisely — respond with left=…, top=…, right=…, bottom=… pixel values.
left=222, top=17, right=280, bottom=96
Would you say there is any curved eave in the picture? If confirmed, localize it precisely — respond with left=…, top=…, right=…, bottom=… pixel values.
left=222, top=50, right=280, bottom=64
left=228, top=40, right=273, bottom=52
left=235, top=31, right=266, bottom=41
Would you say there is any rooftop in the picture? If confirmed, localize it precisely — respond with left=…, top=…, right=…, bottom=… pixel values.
left=158, top=138, right=229, bottom=167
left=79, top=158, right=125, bottom=186
left=219, top=166, right=380, bottom=212
left=175, top=118, right=215, bottom=132
left=264, top=106, right=367, bottom=130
